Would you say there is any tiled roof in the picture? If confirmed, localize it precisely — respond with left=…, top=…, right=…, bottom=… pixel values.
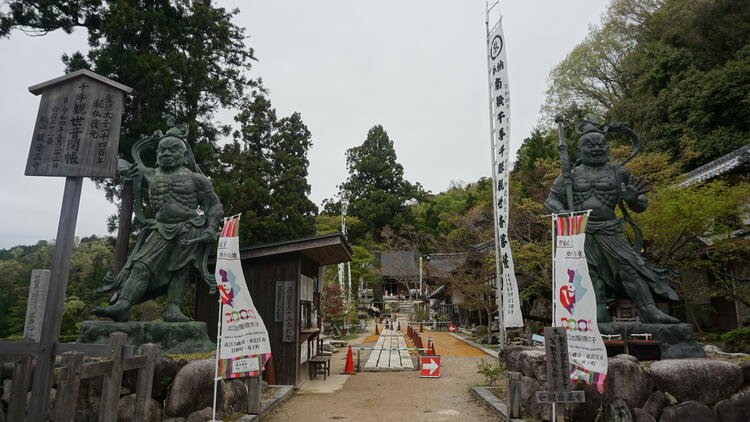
left=679, top=144, right=750, bottom=187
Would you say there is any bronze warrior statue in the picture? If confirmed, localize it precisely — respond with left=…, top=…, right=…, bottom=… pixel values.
left=544, top=118, right=680, bottom=324
left=93, top=120, right=223, bottom=322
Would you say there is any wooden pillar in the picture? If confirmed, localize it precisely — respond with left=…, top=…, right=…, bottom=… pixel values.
left=99, top=332, right=127, bottom=422
left=54, top=352, right=83, bottom=421
left=134, top=343, right=157, bottom=422
left=8, top=355, right=33, bottom=421
left=245, top=376, right=262, bottom=415
left=28, top=176, right=84, bottom=422
left=507, top=371, right=521, bottom=418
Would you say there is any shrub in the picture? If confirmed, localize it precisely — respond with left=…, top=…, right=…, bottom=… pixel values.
left=476, top=358, right=506, bottom=386
left=720, top=328, right=750, bottom=352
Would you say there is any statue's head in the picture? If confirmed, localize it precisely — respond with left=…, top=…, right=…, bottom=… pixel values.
left=577, top=132, right=609, bottom=166
left=157, top=136, right=187, bottom=169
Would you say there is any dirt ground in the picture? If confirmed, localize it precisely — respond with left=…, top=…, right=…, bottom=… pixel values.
left=265, top=323, right=497, bottom=422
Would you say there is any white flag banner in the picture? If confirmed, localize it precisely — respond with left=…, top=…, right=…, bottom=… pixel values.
left=552, top=213, right=608, bottom=393
left=488, top=15, right=523, bottom=328
left=216, top=215, right=271, bottom=366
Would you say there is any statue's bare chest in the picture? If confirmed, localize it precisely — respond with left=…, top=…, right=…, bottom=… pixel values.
left=571, top=167, right=618, bottom=192
left=149, top=174, right=198, bottom=197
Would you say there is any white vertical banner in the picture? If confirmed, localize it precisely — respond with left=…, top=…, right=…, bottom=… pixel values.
left=552, top=213, right=608, bottom=393
left=487, top=13, right=523, bottom=328
left=215, top=215, right=271, bottom=374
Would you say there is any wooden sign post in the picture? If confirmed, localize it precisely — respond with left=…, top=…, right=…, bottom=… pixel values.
left=0, top=69, right=131, bottom=422
left=538, top=327, right=585, bottom=421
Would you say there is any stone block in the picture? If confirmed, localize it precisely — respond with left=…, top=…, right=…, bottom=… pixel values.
left=642, top=390, right=668, bottom=419
left=499, top=345, right=535, bottom=372
left=116, top=393, right=162, bottom=422
left=165, top=359, right=221, bottom=417
left=649, top=359, right=743, bottom=405
left=634, top=408, right=656, bottom=422
left=659, top=401, right=716, bottom=422
left=713, top=390, right=750, bottom=422
left=518, top=350, right=546, bottom=383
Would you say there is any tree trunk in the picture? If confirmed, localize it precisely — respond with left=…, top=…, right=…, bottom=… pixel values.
left=114, top=182, right=134, bottom=273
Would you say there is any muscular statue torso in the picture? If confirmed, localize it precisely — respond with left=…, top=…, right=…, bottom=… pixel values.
left=546, top=162, right=648, bottom=222
left=144, top=167, right=204, bottom=224
left=571, top=164, right=621, bottom=221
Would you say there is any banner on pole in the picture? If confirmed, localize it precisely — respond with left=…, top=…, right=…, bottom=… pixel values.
left=488, top=16, right=523, bottom=328
left=552, top=213, right=608, bottom=392
left=216, top=215, right=271, bottom=378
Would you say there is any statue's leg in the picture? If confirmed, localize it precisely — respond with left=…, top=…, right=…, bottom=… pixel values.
left=620, top=266, right=679, bottom=324
left=92, top=262, right=151, bottom=322
left=588, top=266, right=611, bottom=323
left=164, top=267, right=191, bottom=322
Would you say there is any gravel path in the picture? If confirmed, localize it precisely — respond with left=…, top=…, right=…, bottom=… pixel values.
left=265, top=324, right=496, bottom=422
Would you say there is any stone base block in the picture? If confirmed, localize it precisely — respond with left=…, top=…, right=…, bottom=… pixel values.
left=79, top=321, right=215, bottom=355
left=599, top=322, right=705, bottom=359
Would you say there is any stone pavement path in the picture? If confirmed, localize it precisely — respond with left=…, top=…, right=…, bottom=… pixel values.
left=266, top=321, right=496, bottom=422
left=364, top=328, right=414, bottom=370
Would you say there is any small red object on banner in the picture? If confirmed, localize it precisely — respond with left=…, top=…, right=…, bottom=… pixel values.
left=420, top=355, right=441, bottom=378
left=448, top=322, right=457, bottom=333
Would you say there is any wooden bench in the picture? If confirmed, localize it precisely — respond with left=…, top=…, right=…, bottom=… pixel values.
left=309, top=355, right=331, bottom=380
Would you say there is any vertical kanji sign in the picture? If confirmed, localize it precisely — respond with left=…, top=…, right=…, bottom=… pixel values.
left=486, top=9, right=523, bottom=328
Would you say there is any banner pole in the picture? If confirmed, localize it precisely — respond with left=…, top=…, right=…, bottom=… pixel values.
left=211, top=300, right=223, bottom=421
left=485, top=0, right=506, bottom=349
left=211, top=216, right=228, bottom=422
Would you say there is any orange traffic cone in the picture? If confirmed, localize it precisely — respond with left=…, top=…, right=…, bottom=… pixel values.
left=375, top=324, right=380, bottom=335
left=343, top=345, right=355, bottom=375
left=428, top=339, right=436, bottom=355
left=420, top=323, right=424, bottom=333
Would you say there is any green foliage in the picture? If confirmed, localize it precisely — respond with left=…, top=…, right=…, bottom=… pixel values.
left=476, top=358, right=506, bottom=386
left=334, top=125, right=426, bottom=241
left=214, top=93, right=317, bottom=246
left=61, top=296, right=87, bottom=336
left=0, top=238, right=114, bottom=337
left=720, top=329, right=750, bottom=353
left=546, top=0, right=750, bottom=169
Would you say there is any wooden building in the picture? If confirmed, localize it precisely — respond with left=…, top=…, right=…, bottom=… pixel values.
left=195, top=233, right=352, bottom=386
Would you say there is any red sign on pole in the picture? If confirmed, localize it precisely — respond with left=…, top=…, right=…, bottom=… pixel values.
left=420, top=355, right=441, bottom=378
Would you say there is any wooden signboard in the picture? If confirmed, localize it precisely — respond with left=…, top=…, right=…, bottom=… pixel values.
left=535, top=390, right=585, bottom=404
left=275, top=281, right=284, bottom=322
left=544, top=326, right=571, bottom=392
left=282, top=280, right=296, bottom=343
left=25, top=69, right=131, bottom=177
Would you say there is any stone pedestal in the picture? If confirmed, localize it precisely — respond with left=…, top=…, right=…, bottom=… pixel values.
left=79, top=321, right=215, bottom=355
left=599, top=322, right=705, bottom=359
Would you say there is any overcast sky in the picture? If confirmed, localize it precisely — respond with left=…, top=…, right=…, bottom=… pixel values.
left=0, top=0, right=608, bottom=249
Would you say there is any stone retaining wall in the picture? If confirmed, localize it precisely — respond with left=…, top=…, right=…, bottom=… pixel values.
left=501, top=345, right=750, bottom=422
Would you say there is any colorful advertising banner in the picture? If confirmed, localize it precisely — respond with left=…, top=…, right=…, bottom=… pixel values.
left=552, top=213, right=608, bottom=392
left=216, top=215, right=271, bottom=378
left=487, top=14, right=523, bottom=328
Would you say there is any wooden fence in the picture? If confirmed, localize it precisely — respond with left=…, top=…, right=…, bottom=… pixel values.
left=1, top=332, right=156, bottom=422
